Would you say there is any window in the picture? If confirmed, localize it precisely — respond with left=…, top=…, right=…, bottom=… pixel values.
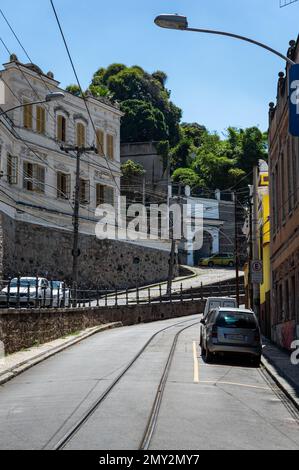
left=7, top=155, right=18, bottom=185
left=36, top=106, right=46, bottom=134
left=77, top=123, right=86, bottom=147
left=96, top=184, right=115, bottom=206
left=57, top=172, right=71, bottom=200
left=79, top=179, right=90, bottom=205
left=96, top=129, right=105, bottom=156
left=23, top=162, right=45, bottom=193
left=106, top=134, right=114, bottom=160
left=57, top=115, right=66, bottom=142
left=23, top=101, right=33, bottom=129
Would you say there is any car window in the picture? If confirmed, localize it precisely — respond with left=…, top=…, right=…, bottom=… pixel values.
left=223, top=301, right=236, bottom=308
left=216, top=312, right=257, bottom=329
left=206, top=310, right=215, bottom=323
left=10, top=279, right=36, bottom=288
left=209, top=301, right=222, bottom=309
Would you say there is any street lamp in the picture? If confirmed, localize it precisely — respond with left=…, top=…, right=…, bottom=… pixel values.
left=0, top=91, right=65, bottom=117
left=154, top=14, right=296, bottom=65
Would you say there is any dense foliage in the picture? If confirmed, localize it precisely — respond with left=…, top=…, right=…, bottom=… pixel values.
left=67, top=64, right=182, bottom=146
left=172, top=125, right=267, bottom=191
left=67, top=65, right=267, bottom=192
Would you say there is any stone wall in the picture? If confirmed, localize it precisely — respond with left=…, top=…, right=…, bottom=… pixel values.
left=0, top=300, right=204, bottom=354
left=0, top=211, right=174, bottom=289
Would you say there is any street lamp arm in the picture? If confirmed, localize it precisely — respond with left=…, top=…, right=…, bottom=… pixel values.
left=0, top=100, right=47, bottom=118
left=185, top=27, right=295, bottom=66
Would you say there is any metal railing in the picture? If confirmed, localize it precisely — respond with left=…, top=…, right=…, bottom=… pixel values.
left=0, top=276, right=245, bottom=310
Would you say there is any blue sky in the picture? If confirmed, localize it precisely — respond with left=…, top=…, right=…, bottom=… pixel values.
left=0, top=0, right=298, bottom=134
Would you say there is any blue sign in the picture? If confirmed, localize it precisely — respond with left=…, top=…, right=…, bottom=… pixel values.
left=289, top=64, right=299, bottom=137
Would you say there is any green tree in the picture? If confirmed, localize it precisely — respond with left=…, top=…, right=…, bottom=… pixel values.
left=85, top=64, right=182, bottom=145
left=121, top=160, right=145, bottom=178
left=172, top=168, right=204, bottom=189
left=120, top=100, right=168, bottom=142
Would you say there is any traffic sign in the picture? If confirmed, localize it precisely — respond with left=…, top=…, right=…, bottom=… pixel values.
left=289, top=64, right=299, bottom=137
left=251, top=260, right=263, bottom=285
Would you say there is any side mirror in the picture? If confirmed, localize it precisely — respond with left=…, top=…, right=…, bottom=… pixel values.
left=200, top=319, right=205, bottom=325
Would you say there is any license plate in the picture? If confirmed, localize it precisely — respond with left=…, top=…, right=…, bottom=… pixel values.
left=226, top=334, right=244, bottom=341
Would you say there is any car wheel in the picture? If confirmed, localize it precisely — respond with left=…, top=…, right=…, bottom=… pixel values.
left=252, top=356, right=261, bottom=368
left=208, top=262, right=214, bottom=268
left=205, top=346, right=213, bottom=363
left=228, top=261, right=234, bottom=268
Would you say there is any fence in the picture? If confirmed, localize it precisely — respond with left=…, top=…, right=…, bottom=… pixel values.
left=0, top=276, right=245, bottom=310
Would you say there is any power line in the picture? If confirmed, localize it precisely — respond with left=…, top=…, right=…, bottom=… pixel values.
left=49, top=0, right=121, bottom=194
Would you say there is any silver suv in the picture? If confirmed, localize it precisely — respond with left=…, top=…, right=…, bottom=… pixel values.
left=200, top=308, right=262, bottom=367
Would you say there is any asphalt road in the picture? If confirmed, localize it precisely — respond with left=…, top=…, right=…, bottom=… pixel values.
left=0, top=315, right=298, bottom=450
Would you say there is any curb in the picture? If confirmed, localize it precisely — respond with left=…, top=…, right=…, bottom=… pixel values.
left=261, top=355, right=299, bottom=411
left=0, top=322, right=123, bottom=387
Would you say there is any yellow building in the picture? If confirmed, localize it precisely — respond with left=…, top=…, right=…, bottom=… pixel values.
left=258, top=172, right=271, bottom=338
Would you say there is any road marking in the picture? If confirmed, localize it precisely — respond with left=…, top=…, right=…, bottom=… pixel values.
left=193, top=341, right=199, bottom=383
left=200, top=380, right=269, bottom=391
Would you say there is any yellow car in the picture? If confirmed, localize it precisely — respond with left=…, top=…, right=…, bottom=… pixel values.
left=199, top=253, right=235, bottom=268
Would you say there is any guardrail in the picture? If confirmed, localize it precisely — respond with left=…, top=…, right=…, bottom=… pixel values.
left=0, top=277, right=245, bottom=310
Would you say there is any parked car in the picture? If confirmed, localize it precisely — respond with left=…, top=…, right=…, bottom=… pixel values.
left=200, top=297, right=238, bottom=346
left=0, top=277, right=51, bottom=307
left=51, top=281, right=71, bottom=307
left=200, top=308, right=262, bottom=367
left=199, top=253, right=235, bottom=268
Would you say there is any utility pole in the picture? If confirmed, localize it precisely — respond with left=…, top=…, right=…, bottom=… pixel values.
left=248, top=191, right=254, bottom=309
left=60, top=145, right=97, bottom=292
left=252, top=166, right=260, bottom=317
left=167, top=184, right=182, bottom=295
left=234, top=191, right=240, bottom=307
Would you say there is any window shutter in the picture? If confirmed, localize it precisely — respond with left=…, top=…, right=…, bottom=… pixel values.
left=36, top=106, right=45, bottom=134
left=77, top=123, right=85, bottom=147
left=7, top=155, right=18, bottom=185
left=24, top=102, right=33, bottom=129
left=107, top=134, right=114, bottom=160
left=96, top=130, right=105, bottom=156
left=57, top=115, right=66, bottom=142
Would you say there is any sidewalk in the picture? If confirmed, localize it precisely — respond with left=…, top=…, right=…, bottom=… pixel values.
left=262, top=337, right=299, bottom=410
left=0, top=322, right=122, bottom=386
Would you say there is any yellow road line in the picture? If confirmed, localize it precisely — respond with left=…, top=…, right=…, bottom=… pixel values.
left=193, top=341, right=199, bottom=384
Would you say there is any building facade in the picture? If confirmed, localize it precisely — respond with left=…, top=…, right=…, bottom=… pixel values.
left=268, top=38, right=299, bottom=349
left=258, top=167, right=271, bottom=338
left=0, top=55, right=173, bottom=288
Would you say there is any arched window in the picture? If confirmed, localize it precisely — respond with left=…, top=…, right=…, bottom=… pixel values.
left=57, top=115, right=66, bottom=142
left=77, top=122, right=86, bottom=147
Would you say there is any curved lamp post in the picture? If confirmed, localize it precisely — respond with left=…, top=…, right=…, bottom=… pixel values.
left=154, top=14, right=296, bottom=65
left=0, top=91, right=65, bottom=117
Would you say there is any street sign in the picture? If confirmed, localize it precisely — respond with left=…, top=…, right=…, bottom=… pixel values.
left=251, top=260, right=264, bottom=285
left=289, top=64, right=299, bottom=137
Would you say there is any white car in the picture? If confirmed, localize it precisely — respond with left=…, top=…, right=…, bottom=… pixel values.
left=50, top=281, right=71, bottom=307
left=0, top=277, right=51, bottom=307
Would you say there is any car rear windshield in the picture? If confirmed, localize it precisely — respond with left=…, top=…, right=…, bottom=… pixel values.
left=216, top=312, right=257, bottom=329
left=10, top=279, right=36, bottom=288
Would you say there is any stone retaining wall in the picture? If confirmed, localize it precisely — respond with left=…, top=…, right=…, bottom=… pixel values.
left=0, top=211, right=176, bottom=289
left=0, top=300, right=204, bottom=355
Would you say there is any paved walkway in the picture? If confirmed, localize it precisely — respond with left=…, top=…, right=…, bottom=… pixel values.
left=262, top=337, right=299, bottom=409
left=91, top=267, right=242, bottom=307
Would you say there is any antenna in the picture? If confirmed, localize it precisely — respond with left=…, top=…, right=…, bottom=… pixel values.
left=280, top=0, right=299, bottom=7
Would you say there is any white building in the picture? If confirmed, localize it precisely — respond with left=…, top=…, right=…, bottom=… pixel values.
left=0, top=54, right=122, bottom=236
